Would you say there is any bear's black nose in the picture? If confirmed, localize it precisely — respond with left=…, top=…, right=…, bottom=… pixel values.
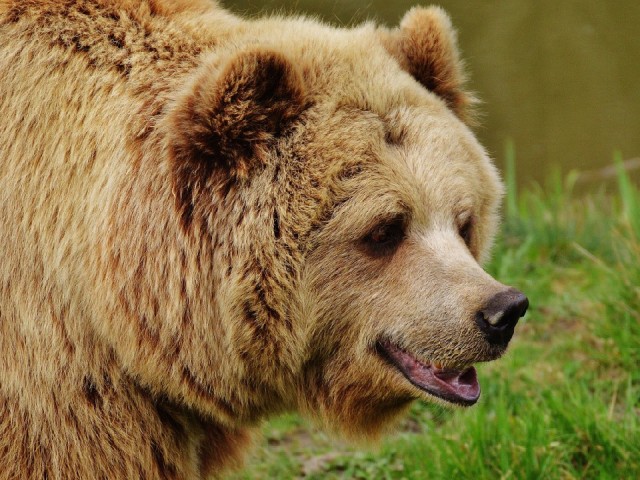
left=475, top=288, right=528, bottom=346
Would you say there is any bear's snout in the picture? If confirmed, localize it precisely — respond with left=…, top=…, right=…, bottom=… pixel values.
left=474, top=288, right=529, bottom=346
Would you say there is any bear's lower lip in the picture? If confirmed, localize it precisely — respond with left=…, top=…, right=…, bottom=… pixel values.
left=376, top=340, right=480, bottom=406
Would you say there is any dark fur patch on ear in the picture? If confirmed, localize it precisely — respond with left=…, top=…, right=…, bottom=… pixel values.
left=168, top=49, right=307, bottom=227
left=381, top=7, right=475, bottom=122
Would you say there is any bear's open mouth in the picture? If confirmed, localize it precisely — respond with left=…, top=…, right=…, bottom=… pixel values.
left=376, top=339, right=480, bottom=406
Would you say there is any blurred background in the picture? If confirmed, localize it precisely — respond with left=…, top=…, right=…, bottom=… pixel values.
left=222, top=0, right=640, bottom=188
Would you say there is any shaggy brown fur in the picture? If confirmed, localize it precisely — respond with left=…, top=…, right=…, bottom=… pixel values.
left=0, top=1, right=523, bottom=478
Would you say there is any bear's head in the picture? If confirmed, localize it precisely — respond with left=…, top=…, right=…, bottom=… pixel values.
left=164, top=6, right=527, bottom=437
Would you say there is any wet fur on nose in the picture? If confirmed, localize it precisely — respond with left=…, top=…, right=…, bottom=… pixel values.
left=475, top=289, right=528, bottom=345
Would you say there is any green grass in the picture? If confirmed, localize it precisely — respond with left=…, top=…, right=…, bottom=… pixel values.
left=229, top=151, right=640, bottom=480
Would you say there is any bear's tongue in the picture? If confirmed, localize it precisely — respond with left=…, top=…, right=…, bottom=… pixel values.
left=378, top=340, right=480, bottom=405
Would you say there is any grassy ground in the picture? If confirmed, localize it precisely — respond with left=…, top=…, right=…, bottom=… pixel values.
left=230, top=154, right=640, bottom=479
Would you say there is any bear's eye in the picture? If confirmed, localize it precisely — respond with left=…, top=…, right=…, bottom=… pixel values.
left=362, top=216, right=406, bottom=256
left=458, top=216, right=475, bottom=247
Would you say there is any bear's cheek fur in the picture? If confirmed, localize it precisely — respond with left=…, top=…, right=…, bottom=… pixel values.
left=290, top=237, right=411, bottom=434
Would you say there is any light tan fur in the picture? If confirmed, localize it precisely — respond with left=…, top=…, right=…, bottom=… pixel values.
left=0, top=1, right=515, bottom=478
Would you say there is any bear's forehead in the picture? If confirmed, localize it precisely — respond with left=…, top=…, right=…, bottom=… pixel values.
left=251, top=19, right=501, bottom=219
left=303, top=98, right=496, bottom=206
left=249, top=20, right=430, bottom=110
left=296, top=102, right=499, bottom=234
left=400, top=118, right=500, bottom=221
left=390, top=117, right=498, bottom=221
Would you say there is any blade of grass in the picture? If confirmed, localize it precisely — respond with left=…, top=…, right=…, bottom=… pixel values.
left=614, top=150, right=640, bottom=236
left=504, top=138, right=518, bottom=221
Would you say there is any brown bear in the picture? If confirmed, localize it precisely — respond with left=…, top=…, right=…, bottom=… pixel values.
left=0, top=1, right=528, bottom=478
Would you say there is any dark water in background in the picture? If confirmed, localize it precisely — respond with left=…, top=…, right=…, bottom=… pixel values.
left=222, top=0, right=640, bottom=188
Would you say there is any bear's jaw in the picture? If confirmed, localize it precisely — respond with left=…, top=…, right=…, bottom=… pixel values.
left=376, top=339, right=480, bottom=406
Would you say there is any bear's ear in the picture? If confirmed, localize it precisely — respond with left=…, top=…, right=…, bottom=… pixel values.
left=167, top=48, right=306, bottom=204
left=379, top=6, right=475, bottom=121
